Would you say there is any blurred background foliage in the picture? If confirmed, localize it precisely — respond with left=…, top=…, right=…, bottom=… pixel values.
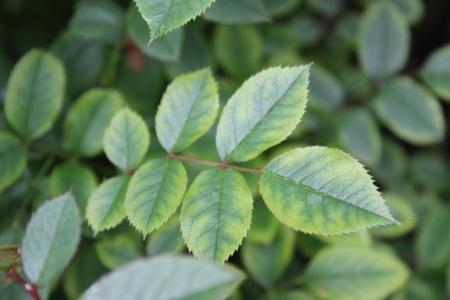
left=0, top=0, right=449, bottom=299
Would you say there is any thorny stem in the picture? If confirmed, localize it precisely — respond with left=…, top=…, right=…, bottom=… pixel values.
left=5, top=266, right=41, bottom=300
left=167, top=153, right=263, bottom=174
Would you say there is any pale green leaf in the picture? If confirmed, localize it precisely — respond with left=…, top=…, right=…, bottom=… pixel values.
left=358, top=1, right=409, bottom=78
left=86, top=176, right=130, bottom=233
left=390, top=0, right=423, bottom=24
left=338, top=108, right=381, bottom=165
left=63, top=89, right=123, bottom=157
left=374, top=77, right=444, bottom=145
left=146, top=214, right=184, bottom=256
left=371, top=194, right=417, bottom=238
left=180, top=168, right=253, bottom=263
left=103, top=108, right=150, bottom=171
left=416, top=205, right=450, bottom=269
left=0, top=130, right=26, bottom=192
left=5, top=49, right=65, bottom=139
left=259, top=146, right=396, bottom=235
left=213, top=25, right=263, bottom=79
left=304, top=247, right=409, bottom=300
left=125, top=158, right=187, bottom=234
left=156, top=68, right=219, bottom=152
left=126, top=5, right=184, bottom=62
left=421, top=44, right=450, bottom=101
left=82, top=255, right=244, bottom=300
left=95, top=234, right=141, bottom=269
left=204, top=0, right=270, bottom=24
left=134, top=0, right=215, bottom=43
left=242, top=227, right=295, bottom=286
left=22, top=193, right=81, bottom=285
left=69, top=0, right=124, bottom=44
left=216, top=66, right=309, bottom=162
left=49, top=162, right=98, bottom=216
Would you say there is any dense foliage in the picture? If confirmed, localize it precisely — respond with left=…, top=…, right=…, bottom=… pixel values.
left=0, top=0, right=449, bottom=299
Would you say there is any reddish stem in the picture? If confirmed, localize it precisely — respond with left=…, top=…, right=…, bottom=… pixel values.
left=6, top=267, right=41, bottom=300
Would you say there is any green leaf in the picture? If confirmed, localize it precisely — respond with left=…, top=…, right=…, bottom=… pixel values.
left=22, top=193, right=81, bottom=285
left=337, top=108, right=381, bottom=165
left=155, top=68, right=219, bottom=152
left=69, top=0, right=124, bottom=44
left=82, top=255, right=244, bottom=300
left=86, top=176, right=130, bottom=234
left=411, top=151, right=449, bottom=191
left=416, top=205, right=450, bottom=269
left=213, top=25, right=263, bottom=79
left=180, top=168, right=253, bottom=263
left=216, top=66, right=309, bottom=162
left=49, top=162, right=98, bottom=217
left=262, top=0, right=300, bottom=17
left=247, top=200, right=279, bottom=245
left=374, top=77, right=444, bottom=145
left=125, top=158, right=187, bottom=234
left=309, top=64, right=344, bottom=111
left=126, top=5, right=184, bottom=62
left=421, top=44, right=450, bottom=101
left=259, top=146, right=396, bottom=235
left=63, top=89, right=123, bottom=157
left=204, top=0, right=270, bottom=24
left=134, top=0, right=215, bottom=43
left=358, top=1, right=409, bottom=78
left=95, top=234, right=141, bottom=269
left=371, top=194, right=417, bottom=238
left=0, top=131, right=26, bottom=192
left=390, top=0, right=423, bottom=24
left=146, top=214, right=184, bottom=256
left=5, top=49, right=66, bottom=139
left=304, top=247, right=409, bottom=300
left=242, top=227, right=295, bottom=287
left=265, top=290, right=316, bottom=300
left=103, top=108, right=150, bottom=171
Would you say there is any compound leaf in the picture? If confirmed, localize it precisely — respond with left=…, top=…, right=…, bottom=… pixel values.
left=82, top=255, right=244, bottom=300
left=125, top=159, right=187, bottom=234
left=180, top=168, right=253, bottom=263
left=259, top=146, right=396, bottom=235
left=86, top=176, right=130, bottom=234
left=22, top=193, right=81, bottom=286
left=0, top=130, right=27, bottom=192
left=104, top=108, right=150, bottom=171
left=304, top=247, right=409, bottom=300
left=216, top=65, right=309, bottom=162
left=134, top=0, right=215, bottom=43
left=5, top=50, right=65, bottom=139
left=63, top=89, right=123, bottom=157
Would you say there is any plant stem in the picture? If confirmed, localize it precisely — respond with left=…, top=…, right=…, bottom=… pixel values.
left=167, top=153, right=262, bottom=174
left=6, top=267, right=41, bottom=300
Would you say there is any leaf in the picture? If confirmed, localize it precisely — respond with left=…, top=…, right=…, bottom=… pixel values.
left=86, top=176, right=130, bottom=233
left=411, top=151, right=449, bottom=191
left=204, top=0, right=270, bottom=24
left=416, top=205, right=450, bottom=269
left=304, top=247, right=409, bottom=300
left=213, top=25, right=263, bottom=79
left=0, top=130, right=26, bottom=192
left=309, top=64, right=344, bottom=111
left=146, top=214, right=184, bottom=256
left=374, top=77, right=444, bottom=145
left=95, top=234, right=141, bottom=269
left=21, top=193, right=81, bottom=285
left=259, top=146, right=396, bottom=235
left=125, top=158, right=187, bottom=234
left=63, top=89, right=123, bottom=157
left=390, top=0, right=424, bottom=25
left=421, top=44, right=450, bottom=101
left=155, top=68, right=219, bottom=152
left=216, top=66, right=309, bottom=162
left=242, top=227, right=295, bottom=286
left=69, top=0, right=124, bottom=44
left=246, top=200, right=280, bottom=245
left=5, top=49, right=65, bottom=139
left=358, top=1, right=409, bottom=78
left=262, top=0, right=300, bottom=17
left=371, top=194, right=417, bottom=238
left=337, top=108, right=381, bottom=165
left=180, top=168, right=253, bottom=263
left=133, top=0, right=215, bottom=43
left=126, top=5, right=184, bottom=62
left=82, top=255, right=244, bottom=300
left=103, top=108, right=150, bottom=171
left=49, top=162, right=98, bottom=217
